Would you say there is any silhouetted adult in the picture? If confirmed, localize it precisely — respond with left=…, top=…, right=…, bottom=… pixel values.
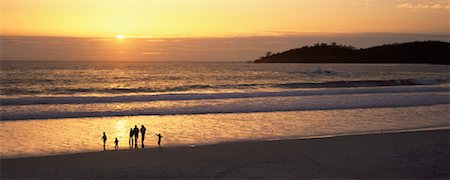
left=156, top=133, right=163, bottom=147
left=114, top=137, right=119, bottom=150
left=140, top=125, right=147, bottom=148
left=129, top=128, right=134, bottom=147
left=101, top=132, right=107, bottom=150
left=133, top=125, right=139, bottom=148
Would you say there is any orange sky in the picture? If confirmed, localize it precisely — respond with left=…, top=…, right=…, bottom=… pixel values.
left=1, top=0, right=449, bottom=38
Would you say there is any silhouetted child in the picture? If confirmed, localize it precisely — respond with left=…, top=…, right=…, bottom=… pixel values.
left=140, top=125, right=147, bottom=148
left=156, top=133, right=163, bottom=147
left=129, top=128, right=134, bottom=147
left=114, top=138, right=119, bottom=150
left=101, top=132, right=107, bottom=150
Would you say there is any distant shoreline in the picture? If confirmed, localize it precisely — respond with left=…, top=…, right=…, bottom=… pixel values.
left=253, top=41, right=449, bottom=64
left=2, top=129, right=449, bottom=178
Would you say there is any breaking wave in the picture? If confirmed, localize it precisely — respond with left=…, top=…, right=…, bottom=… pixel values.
left=1, top=79, right=447, bottom=106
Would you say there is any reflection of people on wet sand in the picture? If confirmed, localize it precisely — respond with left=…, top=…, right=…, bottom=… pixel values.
left=101, top=132, right=107, bottom=150
left=133, top=125, right=139, bottom=148
left=140, top=125, right=146, bottom=148
left=129, top=128, right=134, bottom=148
left=114, top=138, right=119, bottom=150
left=156, top=133, right=163, bottom=147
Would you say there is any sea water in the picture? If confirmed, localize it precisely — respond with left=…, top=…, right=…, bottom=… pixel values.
left=1, top=62, right=449, bottom=158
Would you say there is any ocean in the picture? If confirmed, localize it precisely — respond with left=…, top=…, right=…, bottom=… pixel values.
left=1, top=62, right=449, bottom=158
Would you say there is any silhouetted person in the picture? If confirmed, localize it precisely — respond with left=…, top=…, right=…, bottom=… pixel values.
left=156, top=133, right=163, bottom=147
left=133, top=125, right=139, bottom=148
left=140, top=125, right=147, bottom=148
left=101, top=132, right=107, bottom=150
left=129, top=128, right=134, bottom=147
left=114, top=138, right=119, bottom=150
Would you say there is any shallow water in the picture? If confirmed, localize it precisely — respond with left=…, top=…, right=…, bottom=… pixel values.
left=1, top=104, right=449, bottom=158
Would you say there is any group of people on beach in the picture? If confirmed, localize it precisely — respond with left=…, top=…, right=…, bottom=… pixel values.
left=101, top=124, right=163, bottom=151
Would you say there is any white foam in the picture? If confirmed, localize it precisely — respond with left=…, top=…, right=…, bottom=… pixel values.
left=1, top=91, right=449, bottom=121
left=1, top=84, right=449, bottom=106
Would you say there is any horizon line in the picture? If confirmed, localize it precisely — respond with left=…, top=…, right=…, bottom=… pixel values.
left=1, top=32, right=449, bottom=39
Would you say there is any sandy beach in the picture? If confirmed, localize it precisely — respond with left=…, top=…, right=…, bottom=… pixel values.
left=2, top=129, right=449, bottom=179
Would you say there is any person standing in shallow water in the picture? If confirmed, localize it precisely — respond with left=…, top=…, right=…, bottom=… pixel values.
left=129, top=128, right=134, bottom=148
left=133, top=125, right=139, bottom=148
left=140, top=125, right=147, bottom=148
left=114, top=138, right=119, bottom=150
left=156, top=133, right=163, bottom=147
left=101, top=132, right=107, bottom=150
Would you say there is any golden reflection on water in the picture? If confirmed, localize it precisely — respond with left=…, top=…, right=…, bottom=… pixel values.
left=114, top=120, right=127, bottom=140
left=0, top=104, right=449, bottom=158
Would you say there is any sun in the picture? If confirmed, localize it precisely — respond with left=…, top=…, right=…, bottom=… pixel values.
left=115, top=34, right=125, bottom=39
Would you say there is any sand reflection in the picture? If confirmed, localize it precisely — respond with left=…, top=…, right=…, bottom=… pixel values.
left=0, top=104, right=449, bottom=158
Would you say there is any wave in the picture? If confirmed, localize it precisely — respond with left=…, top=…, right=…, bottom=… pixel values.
left=1, top=80, right=449, bottom=106
left=273, top=79, right=445, bottom=88
left=1, top=78, right=446, bottom=96
left=1, top=92, right=449, bottom=121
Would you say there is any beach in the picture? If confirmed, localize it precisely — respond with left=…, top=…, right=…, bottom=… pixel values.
left=2, top=129, right=449, bottom=179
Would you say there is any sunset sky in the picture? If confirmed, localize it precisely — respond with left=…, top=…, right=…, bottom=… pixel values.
left=0, top=0, right=448, bottom=61
left=1, top=0, right=449, bottom=38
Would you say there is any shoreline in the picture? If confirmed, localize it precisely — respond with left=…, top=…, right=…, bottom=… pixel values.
left=2, top=125, right=450, bottom=160
left=2, top=129, right=449, bottom=179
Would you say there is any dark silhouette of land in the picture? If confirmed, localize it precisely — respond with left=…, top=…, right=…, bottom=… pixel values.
left=253, top=41, right=449, bottom=64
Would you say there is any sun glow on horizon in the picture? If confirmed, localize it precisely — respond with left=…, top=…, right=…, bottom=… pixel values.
left=116, top=34, right=125, bottom=39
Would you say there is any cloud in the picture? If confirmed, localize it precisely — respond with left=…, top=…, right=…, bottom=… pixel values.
left=396, top=2, right=450, bottom=10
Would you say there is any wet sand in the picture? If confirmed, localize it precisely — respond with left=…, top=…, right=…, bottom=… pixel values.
left=2, top=129, right=449, bottom=179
